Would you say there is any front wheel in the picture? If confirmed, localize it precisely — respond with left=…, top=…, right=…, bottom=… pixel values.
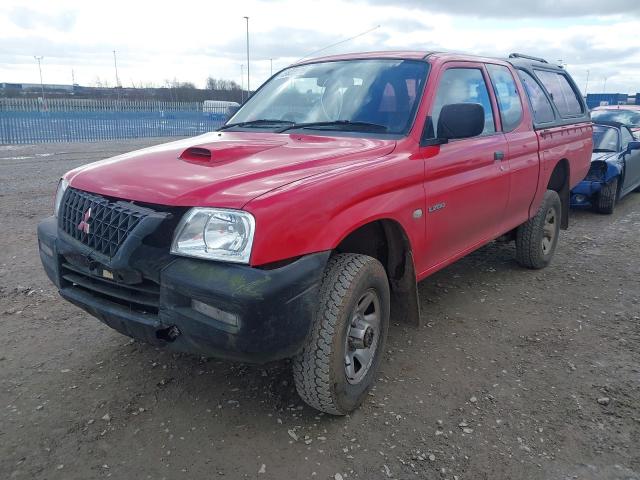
left=293, top=253, right=390, bottom=415
left=515, top=190, right=561, bottom=269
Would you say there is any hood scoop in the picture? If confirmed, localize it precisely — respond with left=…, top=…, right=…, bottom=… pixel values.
left=180, top=147, right=212, bottom=162
left=179, top=140, right=286, bottom=165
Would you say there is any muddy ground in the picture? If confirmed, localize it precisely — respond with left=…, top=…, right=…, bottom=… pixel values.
left=1, top=139, right=639, bottom=480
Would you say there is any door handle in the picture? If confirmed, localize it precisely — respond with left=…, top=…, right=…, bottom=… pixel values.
left=494, top=151, right=505, bottom=161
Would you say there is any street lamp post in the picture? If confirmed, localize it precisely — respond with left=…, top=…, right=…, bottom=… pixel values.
left=34, top=56, right=45, bottom=109
left=603, top=77, right=608, bottom=93
left=244, top=16, right=250, bottom=95
left=113, top=50, right=121, bottom=102
left=240, top=64, right=244, bottom=103
left=584, top=69, right=590, bottom=94
left=113, top=50, right=121, bottom=88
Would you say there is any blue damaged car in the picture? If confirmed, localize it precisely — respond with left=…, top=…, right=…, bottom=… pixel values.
left=571, top=121, right=640, bottom=214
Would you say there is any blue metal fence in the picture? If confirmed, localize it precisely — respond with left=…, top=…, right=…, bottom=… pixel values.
left=0, top=98, right=228, bottom=144
left=585, top=93, right=632, bottom=110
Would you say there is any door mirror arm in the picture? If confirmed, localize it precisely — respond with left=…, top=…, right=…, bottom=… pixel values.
left=419, top=116, right=450, bottom=147
left=627, top=140, right=640, bottom=153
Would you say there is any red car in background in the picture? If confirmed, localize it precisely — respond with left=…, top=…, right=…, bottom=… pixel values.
left=592, top=105, right=640, bottom=139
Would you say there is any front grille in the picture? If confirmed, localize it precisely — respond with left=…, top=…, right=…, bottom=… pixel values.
left=60, top=188, right=148, bottom=257
left=61, top=262, right=160, bottom=315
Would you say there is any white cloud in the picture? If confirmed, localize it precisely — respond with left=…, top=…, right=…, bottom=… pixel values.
left=0, top=0, right=638, bottom=93
left=355, top=0, right=640, bottom=18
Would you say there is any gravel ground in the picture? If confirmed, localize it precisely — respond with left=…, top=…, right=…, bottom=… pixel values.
left=1, top=139, right=639, bottom=480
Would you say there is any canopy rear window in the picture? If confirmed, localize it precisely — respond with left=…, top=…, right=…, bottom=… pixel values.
left=534, top=70, right=584, bottom=118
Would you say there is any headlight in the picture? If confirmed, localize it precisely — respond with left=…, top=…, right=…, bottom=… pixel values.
left=171, top=208, right=255, bottom=263
left=54, top=178, right=69, bottom=217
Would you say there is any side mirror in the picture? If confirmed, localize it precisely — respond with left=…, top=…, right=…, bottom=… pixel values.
left=627, top=141, right=640, bottom=152
left=422, top=103, right=485, bottom=146
left=438, top=103, right=485, bottom=141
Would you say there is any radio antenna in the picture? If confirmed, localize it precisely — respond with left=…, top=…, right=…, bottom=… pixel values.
left=295, top=25, right=381, bottom=63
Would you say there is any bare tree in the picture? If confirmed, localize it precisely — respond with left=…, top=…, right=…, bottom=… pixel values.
left=206, top=77, right=241, bottom=91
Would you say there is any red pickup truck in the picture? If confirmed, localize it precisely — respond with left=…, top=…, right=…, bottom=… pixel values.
left=38, top=51, right=592, bottom=415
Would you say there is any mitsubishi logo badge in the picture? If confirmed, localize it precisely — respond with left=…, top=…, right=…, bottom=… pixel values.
left=78, top=208, right=91, bottom=234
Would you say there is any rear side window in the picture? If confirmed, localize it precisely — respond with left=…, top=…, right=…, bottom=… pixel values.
left=486, top=64, right=523, bottom=132
left=431, top=67, right=496, bottom=137
left=517, top=70, right=555, bottom=124
left=535, top=70, right=583, bottom=118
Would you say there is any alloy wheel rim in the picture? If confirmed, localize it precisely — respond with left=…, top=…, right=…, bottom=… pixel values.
left=344, top=289, right=381, bottom=385
left=542, top=207, right=557, bottom=255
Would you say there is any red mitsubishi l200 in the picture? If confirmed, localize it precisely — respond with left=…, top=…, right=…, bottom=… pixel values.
left=38, top=52, right=592, bottom=414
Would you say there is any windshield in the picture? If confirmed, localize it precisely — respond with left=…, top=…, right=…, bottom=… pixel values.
left=592, top=125, right=619, bottom=152
left=592, top=109, right=640, bottom=126
left=228, top=59, right=429, bottom=135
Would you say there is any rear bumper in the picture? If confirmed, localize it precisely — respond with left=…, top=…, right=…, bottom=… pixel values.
left=38, top=216, right=329, bottom=363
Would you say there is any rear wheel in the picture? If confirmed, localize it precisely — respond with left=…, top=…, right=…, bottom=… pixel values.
left=515, top=190, right=561, bottom=269
left=594, top=177, right=618, bottom=214
left=293, top=253, right=390, bottom=415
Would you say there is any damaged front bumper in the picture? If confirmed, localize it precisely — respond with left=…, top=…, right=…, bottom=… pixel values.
left=38, top=216, right=329, bottom=363
left=570, top=180, right=604, bottom=207
left=571, top=158, right=622, bottom=208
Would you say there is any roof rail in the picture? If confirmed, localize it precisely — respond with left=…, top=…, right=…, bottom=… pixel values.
left=508, top=53, right=549, bottom=64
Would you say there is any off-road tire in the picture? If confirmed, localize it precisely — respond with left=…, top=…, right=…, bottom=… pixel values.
left=594, top=177, right=618, bottom=214
left=516, top=189, right=561, bottom=269
left=292, top=253, right=390, bottom=415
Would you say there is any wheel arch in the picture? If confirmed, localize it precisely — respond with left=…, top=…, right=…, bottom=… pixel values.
left=606, top=161, right=624, bottom=183
left=334, top=218, right=420, bottom=326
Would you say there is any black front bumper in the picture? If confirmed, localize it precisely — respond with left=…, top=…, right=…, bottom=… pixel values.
left=38, top=216, right=329, bottom=363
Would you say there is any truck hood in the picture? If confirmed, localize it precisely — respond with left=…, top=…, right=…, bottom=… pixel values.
left=67, top=132, right=397, bottom=208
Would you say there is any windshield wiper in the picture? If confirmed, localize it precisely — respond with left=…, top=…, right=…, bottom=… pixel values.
left=217, top=119, right=295, bottom=131
left=593, top=148, right=617, bottom=153
left=276, top=120, right=388, bottom=133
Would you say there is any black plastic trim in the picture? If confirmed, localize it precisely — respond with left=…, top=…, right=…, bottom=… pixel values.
left=37, top=215, right=331, bottom=363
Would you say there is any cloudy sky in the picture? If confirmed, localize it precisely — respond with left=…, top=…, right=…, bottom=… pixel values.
left=1, top=0, right=639, bottom=94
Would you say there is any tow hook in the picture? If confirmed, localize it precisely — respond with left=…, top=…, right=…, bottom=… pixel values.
left=156, top=325, right=181, bottom=342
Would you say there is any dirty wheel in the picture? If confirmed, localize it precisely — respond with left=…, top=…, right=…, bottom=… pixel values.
left=516, top=189, right=561, bottom=269
left=595, top=177, right=618, bottom=214
left=292, top=253, right=390, bottom=415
